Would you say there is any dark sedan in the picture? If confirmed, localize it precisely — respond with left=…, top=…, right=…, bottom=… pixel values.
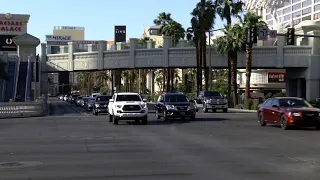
left=258, top=97, right=320, bottom=130
left=92, top=95, right=112, bottom=115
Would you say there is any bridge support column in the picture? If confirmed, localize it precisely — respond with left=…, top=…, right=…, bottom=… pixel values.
left=306, top=79, right=320, bottom=101
left=40, top=43, right=48, bottom=98
left=97, top=41, right=106, bottom=70
left=146, top=40, right=155, bottom=97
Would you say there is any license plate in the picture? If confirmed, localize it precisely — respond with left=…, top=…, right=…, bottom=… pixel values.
left=180, top=112, right=185, bottom=115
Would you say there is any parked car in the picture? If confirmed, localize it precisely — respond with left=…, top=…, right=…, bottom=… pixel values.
left=257, top=97, right=320, bottom=130
left=91, top=93, right=101, bottom=98
left=92, top=95, right=112, bottom=115
left=76, top=96, right=85, bottom=106
left=70, top=94, right=80, bottom=104
left=84, top=97, right=95, bottom=111
left=155, top=92, right=196, bottom=121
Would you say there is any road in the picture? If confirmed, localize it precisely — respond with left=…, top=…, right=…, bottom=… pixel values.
left=1, top=99, right=320, bottom=179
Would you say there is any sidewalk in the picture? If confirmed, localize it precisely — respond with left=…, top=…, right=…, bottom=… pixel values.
left=228, top=108, right=256, bottom=113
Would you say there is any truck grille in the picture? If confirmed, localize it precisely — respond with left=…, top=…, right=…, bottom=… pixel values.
left=122, top=105, right=141, bottom=111
left=176, top=106, right=188, bottom=110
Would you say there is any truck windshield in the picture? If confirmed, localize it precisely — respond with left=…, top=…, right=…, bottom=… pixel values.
left=204, top=91, right=221, bottom=97
left=96, top=96, right=112, bottom=102
left=116, top=95, right=141, bottom=101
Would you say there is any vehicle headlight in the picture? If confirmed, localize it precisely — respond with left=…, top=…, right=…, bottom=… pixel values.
left=116, top=105, right=122, bottom=109
left=188, top=105, right=195, bottom=110
left=95, top=104, right=100, bottom=107
left=288, top=112, right=300, bottom=117
left=166, top=105, right=176, bottom=110
left=140, top=103, right=147, bottom=109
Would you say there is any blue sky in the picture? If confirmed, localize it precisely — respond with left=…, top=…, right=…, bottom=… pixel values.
left=1, top=0, right=225, bottom=44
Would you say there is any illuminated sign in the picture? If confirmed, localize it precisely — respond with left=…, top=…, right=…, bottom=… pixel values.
left=46, top=35, right=72, bottom=41
left=267, top=72, right=285, bottom=83
left=0, top=35, right=17, bottom=51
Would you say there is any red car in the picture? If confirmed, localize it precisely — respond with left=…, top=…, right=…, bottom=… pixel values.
left=257, top=97, right=320, bottom=130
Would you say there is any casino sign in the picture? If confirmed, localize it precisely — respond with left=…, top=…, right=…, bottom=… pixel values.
left=0, top=13, right=29, bottom=33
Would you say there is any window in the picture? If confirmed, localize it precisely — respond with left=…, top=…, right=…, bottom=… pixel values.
left=283, top=7, right=291, bottom=14
left=315, top=0, right=320, bottom=3
left=292, top=3, right=301, bottom=11
left=302, top=7, right=311, bottom=15
left=271, top=100, right=279, bottom=107
left=267, top=8, right=271, bottom=13
left=165, top=94, right=188, bottom=102
left=315, top=4, right=320, bottom=11
left=302, top=15, right=311, bottom=20
left=267, top=14, right=272, bottom=20
left=279, top=98, right=311, bottom=107
left=293, top=0, right=300, bottom=3
left=264, top=99, right=273, bottom=106
left=303, top=0, right=312, bottom=7
left=204, top=91, right=221, bottom=97
left=116, top=95, right=141, bottom=101
left=284, top=0, right=291, bottom=6
left=267, top=20, right=273, bottom=25
left=293, top=18, right=301, bottom=25
left=284, top=14, right=291, bottom=21
left=314, top=12, right=320, bottom=19
left=293, top=11, right=301, bottom=18
left=96, top=96, right=112, bottom=102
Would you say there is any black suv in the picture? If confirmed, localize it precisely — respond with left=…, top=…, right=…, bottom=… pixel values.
left=155, top=92, right=196, bottom=121
left=92, top=95, right=112, bottom=115
left=70, top=94, right=80, bottom=104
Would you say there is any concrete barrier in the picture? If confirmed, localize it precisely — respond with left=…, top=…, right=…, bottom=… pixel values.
left=0, top=100, right=48, bottom=119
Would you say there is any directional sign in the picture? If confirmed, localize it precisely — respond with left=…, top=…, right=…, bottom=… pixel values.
left=269, top=30, right=277, bottom=38
left=258, top=27, right=268, bottom=40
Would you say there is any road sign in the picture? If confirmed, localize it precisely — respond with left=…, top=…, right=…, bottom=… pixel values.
left=269, top=30, right=277, bottom=38
left=258, top=27, right=268, bottom=40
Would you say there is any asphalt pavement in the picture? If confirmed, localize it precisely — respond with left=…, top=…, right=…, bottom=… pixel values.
left=1, top=99, right=320, bottom=179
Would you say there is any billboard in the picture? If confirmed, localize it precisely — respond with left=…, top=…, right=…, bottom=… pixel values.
left=47, top=40, right=99, bottom=45
left=46, top=35, right=72, bottom=41
left=0, top=35, right=17, bottom=51
left=114, top=25, right=126, bottom=42
left=267, top=72, right=285, bottom=83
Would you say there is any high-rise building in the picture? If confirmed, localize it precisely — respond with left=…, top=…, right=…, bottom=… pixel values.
left=265, top=0, right=320, bottom=30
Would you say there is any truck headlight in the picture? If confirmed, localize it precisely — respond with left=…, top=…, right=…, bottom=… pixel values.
left=140, top=103, right=147, bottom=109
left=95, top=104, right=100, bottom=107
left=166, top=105, right=176, bottom=110
left=116, top=105, right=122, bottom=109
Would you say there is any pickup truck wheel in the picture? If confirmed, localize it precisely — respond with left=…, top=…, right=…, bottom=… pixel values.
left=141, top=116, right=148, bottom=125
left=223, top=108, right=228, bottom=113
left=109, top=114, right=113, bottom=122
left=93, top=109, right=98, bottom=116
left=113, top=116, right=118, bottom=125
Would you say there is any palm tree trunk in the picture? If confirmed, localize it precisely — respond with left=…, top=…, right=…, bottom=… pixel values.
left=170, top=69, right=174, bottom=91
left=202, top=31, right=208, bottom=91
left=166, top=68, right=171, bottom=92
left=162, top=68, right=166, bottom=92
left=226, top=18, right=232, bottom=102
left=196, top=42, right=201, bottom=96
left=244, top=45, right=252, bottom=109
left=230, top=51, right=238, bottom=107
left=199, top=29, right=204, bottom=92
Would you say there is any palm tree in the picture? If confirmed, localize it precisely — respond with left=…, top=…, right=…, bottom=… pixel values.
left=242, top=12, right=267, bottom=109
left=154, top=12, right=185, bottom=92
left=216, top=0, right=244, bottom=99
left=191, top=0, right=217, bottom=92
left=214, top=24, right=244, bottom=107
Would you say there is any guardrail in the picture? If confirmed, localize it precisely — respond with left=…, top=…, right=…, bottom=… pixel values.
left=0, top=99, right=48, bottom=119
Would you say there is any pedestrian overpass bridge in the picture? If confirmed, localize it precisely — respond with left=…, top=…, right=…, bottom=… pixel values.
left=43, top=36, right=313, bottom=72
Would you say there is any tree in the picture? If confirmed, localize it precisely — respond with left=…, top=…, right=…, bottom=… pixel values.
left=191, top=0, right=217, bottom=92
left=0, top=58, right=9, bottom=81
left=216, top=0, right=244, bottom=99
left=154, top=12, right=185, bottom=92
left=242, top=12, right=267, bottom=109
left=214, top=24, right=244, bottom=107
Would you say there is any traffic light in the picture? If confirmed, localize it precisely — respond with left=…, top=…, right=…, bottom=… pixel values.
left=245, top=26, right=257, bottom=44
left=250, top=26, right=257, bottom=43
left=286, top=28, right=295, bottom=45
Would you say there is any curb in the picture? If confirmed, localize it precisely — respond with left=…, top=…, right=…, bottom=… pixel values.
left=229, top=108, right=256, bottom=113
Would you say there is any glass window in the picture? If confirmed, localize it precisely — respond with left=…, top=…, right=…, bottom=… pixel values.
left=293, top=11, right=301, bottom=18
left=116, top=95, right=142, bottom=101
left=264, top=99, right=273, bottom=106
left=292, top=3, right=301, bottom=11
left=283, top=7, right=291, bottom=14
left=315, top=0, right=320, bottom=3
left=278, top=9, right=283, bottom=16
left=302, top=7, right=311, bottom=15
left=267, top=14, right=272, bottom=20
left=303, top=0, right=312, bottom=7
left=302, top=15, right=311, bottom=20
left=315, top=4, right=320, bottom=11
left=96, top=95, right=112, bottom=102
left=271, top=100, right=279, bottom=107
left=314, top=12, right=320, bottom=19
left=293, top=0, right=300, bottom=3
left=279, top=98, right=311, bottom=107
left=204, top=91, right=222, bottom=97
left=267, top=20, right=273, bottom=25
left=293, top=18, right=301, bottom=25
left=284, top=14, right=291, bottom=21
left=284, top=0, right=291, bottom=6
left=165, top=94, right=189, bottom=102
left=267, top=8, right=271, bottom=13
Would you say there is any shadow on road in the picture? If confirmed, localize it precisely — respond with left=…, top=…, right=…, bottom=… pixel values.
left=268, top=125, right=320, bottom=131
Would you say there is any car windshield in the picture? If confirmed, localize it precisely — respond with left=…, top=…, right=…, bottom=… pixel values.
left=88, top=98, right=95, bottom=103
left=96, top=96, right=112, bottom=102
left=116, top=95, right=141, bottom=101
left=279, top=98, right=312, bottom=108
left=165, top=94, right=188, bottom=102
left=77, top=96, right=83, bottom=99
left=204, top=91, right=221, bottom=97
left=72, top=94, right=80, bottom=97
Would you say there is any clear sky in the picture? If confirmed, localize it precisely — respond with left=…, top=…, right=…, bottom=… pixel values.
left=0, top=0, right=225, bottom=43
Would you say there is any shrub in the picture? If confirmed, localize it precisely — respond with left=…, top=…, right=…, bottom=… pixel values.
left=251, top=100, right=259, bottom=110
left=248, top=99, right=254, bottom=110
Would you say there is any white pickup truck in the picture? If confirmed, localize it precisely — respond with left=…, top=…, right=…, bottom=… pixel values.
left=108, top=92, right=148, bottom=125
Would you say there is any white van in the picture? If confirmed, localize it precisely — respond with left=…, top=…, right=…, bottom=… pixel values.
left=91, top=93, right=101, bottom=98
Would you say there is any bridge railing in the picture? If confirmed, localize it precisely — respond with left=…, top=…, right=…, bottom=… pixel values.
left=0, top=98, right=49, bottom=119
